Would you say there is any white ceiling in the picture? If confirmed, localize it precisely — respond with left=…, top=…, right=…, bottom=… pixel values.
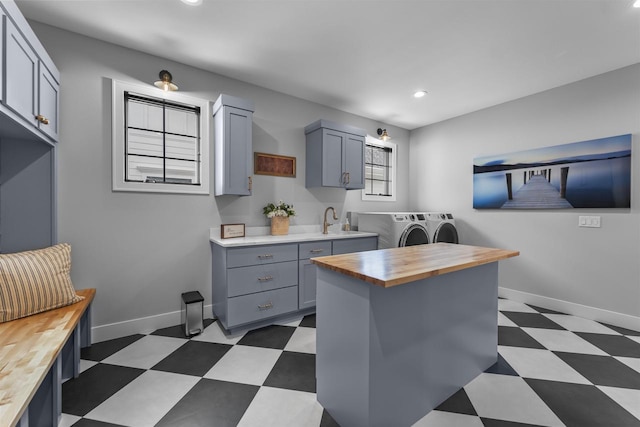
left=15, top=0, right=640, bottom=130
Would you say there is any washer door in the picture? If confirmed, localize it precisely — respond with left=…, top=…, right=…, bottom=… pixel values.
left=434, top=222, right=459, bottom=244
left=399, top=223, right=430, bottom=247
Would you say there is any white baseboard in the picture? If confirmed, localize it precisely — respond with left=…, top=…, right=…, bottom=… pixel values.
left=91, top=304, right=214, bottom=343
left=499, top=287, right=640, bottom=332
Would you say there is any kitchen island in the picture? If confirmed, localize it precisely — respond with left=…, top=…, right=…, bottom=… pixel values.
left=311, top=243, right=519, bottom=427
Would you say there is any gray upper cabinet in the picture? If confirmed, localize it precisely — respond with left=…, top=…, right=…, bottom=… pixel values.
left=305, top=119, right=366, bottom=190
left=213, top=94, right=254, bottom=196
left=1, top=1, right=60, bottom=143
left=5, top=17, right=38, bottom=126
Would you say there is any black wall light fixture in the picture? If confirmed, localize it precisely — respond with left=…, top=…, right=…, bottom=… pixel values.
left=154, top=70, right=179, bottom=91
left=377, top=128, right=391, bottom=141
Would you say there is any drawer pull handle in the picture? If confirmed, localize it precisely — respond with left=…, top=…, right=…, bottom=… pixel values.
left=309, top=249, right=324, bottom=254
left=257, top=302, right=273, bottom=310
left=258, top=254, right=274, bottom=259
left=36, top=114, right=50, bottom=125
left=257, top=275, right=273, bottom=282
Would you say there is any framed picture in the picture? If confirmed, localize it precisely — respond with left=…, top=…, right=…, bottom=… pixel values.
left=254, top=152, right=296, bottom=177
left=221, top=223, right=245, bottom=239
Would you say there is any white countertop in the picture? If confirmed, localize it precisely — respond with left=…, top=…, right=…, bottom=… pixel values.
left=210, top=225, right=377, bottom=247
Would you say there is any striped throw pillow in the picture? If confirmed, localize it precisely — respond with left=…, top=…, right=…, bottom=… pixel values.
left=0, top=243, right=84, bottom=323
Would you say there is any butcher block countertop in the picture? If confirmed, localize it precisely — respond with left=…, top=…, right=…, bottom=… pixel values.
left=310, top=243, right=519, bottom=288
left=0, top=288, right=95, bottom=427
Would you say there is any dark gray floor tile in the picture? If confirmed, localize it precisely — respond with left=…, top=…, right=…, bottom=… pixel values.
left=485, top=353, right=519, bottom=376
left=524, top=304, right=567, bottom=315
left=155, top=378, right=259, bottom=427
left=599, top=322, right=640, bottom=336
left=263, top=351, right=316, bottom=393
left=574, top=332, right=640, bottom=358
left=498, top=326, right=546, bottom=349
left=80, top=334, right=145, bottom=362
left=71, top=419, right=125, bottom=427
left=436, top=388, right=477, bottom=415
left=151, top=319, right=215, bottom=338
left=151, top=341, right=232, bottom=376
left=554, top=351, right=640, bottom=389
left=525, top=378, right=640, bottom=427
left=481, top=418, right=547, bottom=426
left=321, top=409, right=341, bottom=427
left=62, top=364, right=144, bottom=416
left=501, top=312, right=565, bottom=330
left=299, top=313, right=316, bottom=328
left=237, top=324, right=296, bottom=349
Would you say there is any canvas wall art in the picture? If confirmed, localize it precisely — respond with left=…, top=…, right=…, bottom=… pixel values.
left=473, top=134, right=632, bottom=209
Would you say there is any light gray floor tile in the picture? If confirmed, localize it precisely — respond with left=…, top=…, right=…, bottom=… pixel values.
left=412, top=410, right=484, bottom=427
left=273, top=316, right=303, bottom=327
left=543, top=314, right=621, bottom=334
left=597, top=386, right=640, bottom=421
left=465, top=373, right=564, bottom=427
left=498, top=299, right=538, bottom=313
left=284, top=327, right=316, bottom=354
left=58, top=413, right=81, bottom=427
left=237, top=386, right=323, bottom=427
left=79, top=359, right=97, bottom=374
left=615, top=356, right=640, bottom=374
left=101, top=335, right=187, bottom=369
left=85, top=370, right=199, bottom=427
left=523, top=327, right=608, bottom=355
left=498, top=345, right=590, bottom=384
left=629, top=336, right=640, bottom=345
left=204, top=345, right=282, bottom=385
left=191, top=321, right=244, bottom=345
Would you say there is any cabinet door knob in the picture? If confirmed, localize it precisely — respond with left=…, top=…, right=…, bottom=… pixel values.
left=36, top=115, right=50, bottom=125
left=248, top=176, right=252, bottom=191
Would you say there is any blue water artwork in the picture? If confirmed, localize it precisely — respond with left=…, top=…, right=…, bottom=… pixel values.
left=473, top=134, right=632, bottom=209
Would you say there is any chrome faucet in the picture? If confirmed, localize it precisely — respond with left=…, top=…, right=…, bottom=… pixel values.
left=323, top=206, right=338, bottom=234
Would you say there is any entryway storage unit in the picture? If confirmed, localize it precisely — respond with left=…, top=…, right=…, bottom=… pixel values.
left=304, top=119, right=366, bottom=190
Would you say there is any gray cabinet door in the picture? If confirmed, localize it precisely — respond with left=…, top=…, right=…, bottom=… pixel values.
left=37, top=63, right=59, bottom=141
left=0, top=12, right=4, bottom=103
left=344, top=134, right=365, bottom=189
left=5, top=18, right=37, bottom=126
left=298, top=259, right=317, bottom=310
left=321, top=129, right=345, bottom=187
left=332, top=237, right=378, bottom=255
left=223, top=106, right=252, bottom=195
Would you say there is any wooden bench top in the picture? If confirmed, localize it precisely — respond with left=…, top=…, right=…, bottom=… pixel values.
left=0, top=288, right=95, bottom=427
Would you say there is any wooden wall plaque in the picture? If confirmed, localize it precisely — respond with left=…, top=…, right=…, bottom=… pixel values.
left=254, top=152, right=296, bottom=177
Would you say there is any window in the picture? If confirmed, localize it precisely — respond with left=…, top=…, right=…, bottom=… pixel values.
left=362, top=134, right=397, bottom=201
left=112, top=80, right=210, bottom=194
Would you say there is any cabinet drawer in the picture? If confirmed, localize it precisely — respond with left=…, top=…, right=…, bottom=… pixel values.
left=227, top=243, right=298, bottom=268
left=227, top=286, right=298, bottom=328
left=227, top=261, right=298, bottom=297
left=299, top=241, right=331, bottom=260
left=332, top=237, right=377, bottom=255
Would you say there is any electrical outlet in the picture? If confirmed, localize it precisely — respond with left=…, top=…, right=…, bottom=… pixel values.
left=578, top=215, right=601, bottom=228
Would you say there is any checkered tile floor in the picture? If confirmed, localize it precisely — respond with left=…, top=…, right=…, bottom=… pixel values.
left=59, top=299, right=640, bottom=427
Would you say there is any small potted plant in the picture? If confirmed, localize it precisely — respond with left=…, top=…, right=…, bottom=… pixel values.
left=263, top=200, right=296, bottom=235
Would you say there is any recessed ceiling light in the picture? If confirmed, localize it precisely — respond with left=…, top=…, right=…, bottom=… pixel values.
left=413, top=90, right=427, bottom=98
left=181, top=0, right=202, bottom=5
left=634, top=0, right=640, bottom=7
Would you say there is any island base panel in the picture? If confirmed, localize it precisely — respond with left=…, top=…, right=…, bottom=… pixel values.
left=316, top=262, right=498, bottom=427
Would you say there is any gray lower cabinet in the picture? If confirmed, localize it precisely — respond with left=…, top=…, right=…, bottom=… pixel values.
left=212, top=236, right=377, bottom=333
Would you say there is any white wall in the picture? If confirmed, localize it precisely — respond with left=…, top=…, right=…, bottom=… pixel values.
left=30, top=22, right=411, bottom=341
left=410, top=64, right=640, bottom=329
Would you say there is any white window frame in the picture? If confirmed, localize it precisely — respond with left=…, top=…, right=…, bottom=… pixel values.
left=362, top=134, right=397, bottom=202
left=112, top=79, right=210, bottom=194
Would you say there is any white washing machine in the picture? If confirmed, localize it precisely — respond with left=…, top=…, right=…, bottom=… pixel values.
left=425, top=212, right=459, bottom=244
left=357, top=212, right=430, bottom=249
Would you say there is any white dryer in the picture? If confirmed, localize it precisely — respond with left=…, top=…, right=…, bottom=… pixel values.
left=357, top=212, right=430, bottom=249
left=425, top=212, right=459, bottom=244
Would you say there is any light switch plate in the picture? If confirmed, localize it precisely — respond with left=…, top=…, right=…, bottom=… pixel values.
left=578, top=215, right=601, bottom=228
